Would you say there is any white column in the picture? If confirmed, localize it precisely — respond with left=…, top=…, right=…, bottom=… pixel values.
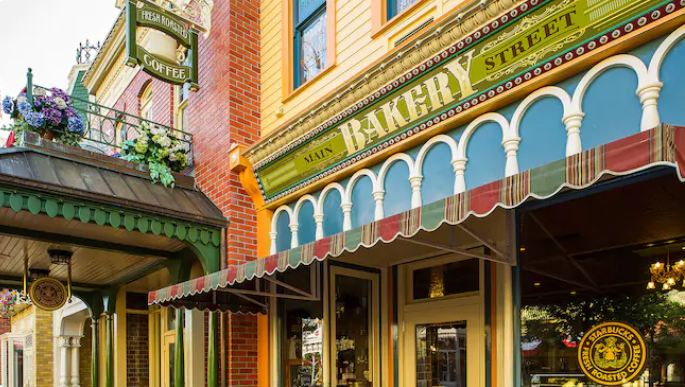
left=452, top=158, right=467, bottom=194
left=70, top=337, right=81, bottom=387
left=563, top=112, right=584, bottom=156
left=503, top=137, right=521, bottom=177
left=269, top=231, right=277, bottom=254
left=59, top=337, right=70, bottom=387
left=314, top=214, right=324, bottom=240
left=341, top=202, right=353, bottom=231
left=289, top=224, right=299, bottom=248
left=409, top=176, right=423, bottom=208
left=372, top=190, right=385, bottom=220
left=637, top=82, right=663, bottom=131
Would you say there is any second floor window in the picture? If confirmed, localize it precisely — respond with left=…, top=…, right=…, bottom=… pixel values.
left=294, top=0, right=327, bottom=87
left=388, top=0, right=418, bottom=19
left=140, top=83, right=153, bottom=122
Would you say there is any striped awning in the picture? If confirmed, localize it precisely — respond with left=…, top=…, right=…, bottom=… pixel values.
left=149, top=124, right=685, bottom=311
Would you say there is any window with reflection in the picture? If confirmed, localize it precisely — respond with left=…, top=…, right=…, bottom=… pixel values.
left=332, top=269, right=378, bottom=387
left=294, top=0, right=327, bottom=87
left=416, top=322, right=467, bottom=387
left=281, top=266, right=324, bottom=387
left=412, top=259, right=479, bottom=301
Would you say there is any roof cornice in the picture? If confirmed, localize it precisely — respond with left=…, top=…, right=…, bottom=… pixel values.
left=82, top=11, right=126, bottom=94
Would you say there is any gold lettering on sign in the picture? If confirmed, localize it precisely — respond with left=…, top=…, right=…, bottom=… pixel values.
left=338, top=49, right=478, bottom=154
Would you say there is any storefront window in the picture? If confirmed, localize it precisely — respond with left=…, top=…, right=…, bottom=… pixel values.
left=520, top=245, right=685, bottom=387
left=281, top=266, right=324, bottom=387
left=333, top=272, right=375, bottom=387
left=12, top=340, right=23, bottom=387
left=416, top=322, right=467, bottom=387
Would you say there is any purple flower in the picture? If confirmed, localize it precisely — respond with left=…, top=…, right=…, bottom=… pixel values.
left=67, top=116, right=84, bottom=134
left=33, top=95, right=46, bottom=107
left=25, top=112, right=45, bottom=128
left=50, top=88, right=70, bottom=103
left=2, top=96, right=14, bottom=114
left=43, top=107, right=62, bottom=125
left=65, top=106, right=78, bottom=118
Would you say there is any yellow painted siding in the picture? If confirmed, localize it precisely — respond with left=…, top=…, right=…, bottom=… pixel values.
left=260, top=0, right=471, bottom=137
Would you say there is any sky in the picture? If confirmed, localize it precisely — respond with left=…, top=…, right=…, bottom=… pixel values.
left=0, top=0, right=121, bottom=140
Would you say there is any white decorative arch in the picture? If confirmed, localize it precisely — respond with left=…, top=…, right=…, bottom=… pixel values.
left=344, top=169, right=380, bottom=204
left=413, top=134, right=459, bottom=176
left=292, top=194, right=319, bottom=245
left=456, top=112, right=519, bottom=181
left=456, top=112, right=511, bottom=158
left=343, top=169, right=378, bottom=229
left=317, top=182, right=345, bottom=236
left=270, top=205, right=293, bottom=254
left=377, top=153, right=423, bottom=208
left=509, top=86, right=582, bottom=156
left=648, top=24, right=685, bottom=82
left=572, top=54, right=659, bottom=132
left=414, top=134, right=462, bottom=198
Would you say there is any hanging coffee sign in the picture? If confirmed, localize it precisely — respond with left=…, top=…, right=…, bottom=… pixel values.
left=254, top=0, right=677, bottom=201
left=29, top=277, right=68, bottom=311
left=126, top=0, right=199, bottom=90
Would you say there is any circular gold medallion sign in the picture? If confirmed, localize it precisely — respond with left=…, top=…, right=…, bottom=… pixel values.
left=578, top=321, right=646, bottom=386
left=29, top=277, right=67, bottom=311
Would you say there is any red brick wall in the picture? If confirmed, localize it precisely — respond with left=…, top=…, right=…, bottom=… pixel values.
left=110, top=0, right=261, bottom=385
left=126, top=313, right=150, bottom=386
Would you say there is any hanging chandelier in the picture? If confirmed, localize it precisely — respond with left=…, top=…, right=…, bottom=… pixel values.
left=647, top=249, right=685, bottom=290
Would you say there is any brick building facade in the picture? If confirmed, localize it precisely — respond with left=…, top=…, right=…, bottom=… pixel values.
left=97, top=0, right=262, bottom=384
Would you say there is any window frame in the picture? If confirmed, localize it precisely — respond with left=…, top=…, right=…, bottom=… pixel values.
left=281, top=0, right=336, bottom=101
left=293, top=0, right=328, bottom=88
left=140, top=83, right=153, bottom=122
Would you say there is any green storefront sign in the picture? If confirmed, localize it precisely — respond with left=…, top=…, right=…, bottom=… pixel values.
left=126, top=0, right=199, bottom=90
left=256, top=0, right=669, bottom=200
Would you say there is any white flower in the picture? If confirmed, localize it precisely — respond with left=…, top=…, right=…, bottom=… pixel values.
left=53, top=97, right=67, bottom=109
left=33, top=88, right=47, bottom=97
left=156, top=135, right=172, bottom=148
left=169, top=152, right=178, bottom=161
left=150, top=126, right=166, bottom=136
left=16, top=96, right=27, bottom=105
left=136, top=131, right=149, bottom=143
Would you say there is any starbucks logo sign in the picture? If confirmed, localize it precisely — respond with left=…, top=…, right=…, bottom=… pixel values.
left=29, top=277, right=67, bottom=311
left=578, top=322, right=646, bottom=386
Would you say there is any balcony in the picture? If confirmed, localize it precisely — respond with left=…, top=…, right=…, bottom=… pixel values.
left=4, top=69, right=193, bottom=172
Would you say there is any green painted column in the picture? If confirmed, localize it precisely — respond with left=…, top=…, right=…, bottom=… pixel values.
left=208, top=311, right=219, bottom=387
left=91, top=317, right=100, bottom=387
left=175, top=308, right=185, bottom=386
left=105, top=314, right=114, bottom=387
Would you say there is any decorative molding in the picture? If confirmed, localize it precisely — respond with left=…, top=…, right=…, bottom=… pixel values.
left=252, top=0, right=682, bottom=205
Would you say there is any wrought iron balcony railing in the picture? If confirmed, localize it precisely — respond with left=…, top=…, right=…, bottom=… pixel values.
left=24, top=70, right=194, bottom=165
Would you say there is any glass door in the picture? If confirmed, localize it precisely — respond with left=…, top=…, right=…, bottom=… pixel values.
left=403, top=303, right=481, bottom=387
left=330, top=266, right=380, bottom=387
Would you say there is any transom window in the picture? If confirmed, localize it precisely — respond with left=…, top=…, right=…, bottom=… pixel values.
left=294, top=0, right=327, bottom=87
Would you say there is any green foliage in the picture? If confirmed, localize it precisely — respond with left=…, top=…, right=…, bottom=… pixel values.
left=122, top=123, right=190, bottom=188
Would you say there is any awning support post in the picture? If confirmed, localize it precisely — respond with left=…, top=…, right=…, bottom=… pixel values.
left=175, top=308, right=186, bottom=386
left=105, top=313, right=114, bottom=387
left=91, top=317, right=100, bottom=387
left=208, top=311, right=219, bottom=387
left=401, top=238, right=508, bottom=264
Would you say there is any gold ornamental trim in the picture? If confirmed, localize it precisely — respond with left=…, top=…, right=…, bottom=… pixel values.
left=578, top=321, right=646, bottom=386
left=29, top=277, right=68, bottom=312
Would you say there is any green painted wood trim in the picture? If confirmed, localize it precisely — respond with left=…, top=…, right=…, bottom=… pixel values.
left=105, top=314, right=114, bottom=387
left=175, top=308, right=185, bottom=387
left=208, top=311, right=219, bottom=387
left=92, top=318, right=100, bottom=387
left=0, top=187, right=224, bottom=275
left=0, top=187, right=223, bottom=247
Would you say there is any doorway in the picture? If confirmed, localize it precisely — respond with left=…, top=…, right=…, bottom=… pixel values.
left=401, top=256, right=484, bottom=387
